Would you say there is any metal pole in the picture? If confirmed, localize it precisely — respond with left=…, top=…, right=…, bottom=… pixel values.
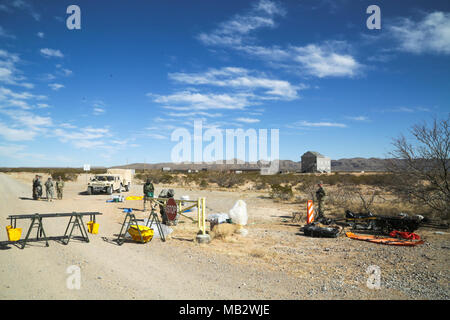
left=197, top=198, right=201, bottom=230
left=202, top=197, right=206, bottom=235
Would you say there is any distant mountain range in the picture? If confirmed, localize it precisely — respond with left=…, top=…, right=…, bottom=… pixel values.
left=112, top=158, right=393, bottom=172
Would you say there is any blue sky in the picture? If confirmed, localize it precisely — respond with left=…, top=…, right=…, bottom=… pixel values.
left=0, top=0, right=449, bottom=167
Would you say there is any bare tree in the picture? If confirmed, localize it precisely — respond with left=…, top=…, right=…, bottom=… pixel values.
left=388, top=115, right=449, bottom=219
left=327, top=183, right=385, bottom=213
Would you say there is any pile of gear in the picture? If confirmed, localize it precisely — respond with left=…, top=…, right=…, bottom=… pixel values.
left=297, top=182, right=448, bottom=244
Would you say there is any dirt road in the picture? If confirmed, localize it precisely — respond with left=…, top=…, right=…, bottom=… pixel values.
left=0, top=173, right=308, bottom=299
left=1, top=173, right=449, bottom=300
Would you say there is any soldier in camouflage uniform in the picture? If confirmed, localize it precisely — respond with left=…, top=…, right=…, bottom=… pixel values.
left=143, top=178, right=154, bottom=211
left=316, top=182, right=326, bottom=219
left=32, top=175, right=39, bottom=199
left=45, top=177, right=55, bottom=202
left=33, top=175, right=43, bottom=200
left=56, top=176, right=64, bottom=200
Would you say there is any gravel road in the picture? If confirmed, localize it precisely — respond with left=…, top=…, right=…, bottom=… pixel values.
left=1, top=173, right=449, bottom=300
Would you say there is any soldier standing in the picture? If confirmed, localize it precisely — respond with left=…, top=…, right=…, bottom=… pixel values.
left=33, top=175, right=42, bottom=200
left=32, top=175, right=38, bottom=199
left=56, top=176, right=64, bottom=200
left=45, top=177, right=55, bottom=202
left=143, top=178, right=154, bottom=211
left=316, top=182, right=326, bottom=219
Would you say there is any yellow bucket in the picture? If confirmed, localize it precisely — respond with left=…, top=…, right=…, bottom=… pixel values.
left=128, top=225, right=154, bottom=243
left=6, top=225, right=22, bottom=242
left=87, top=221, right=99, bottom=234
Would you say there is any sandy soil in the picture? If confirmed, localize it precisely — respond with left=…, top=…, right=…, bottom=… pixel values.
left=0, top=172, right=449, bottom=300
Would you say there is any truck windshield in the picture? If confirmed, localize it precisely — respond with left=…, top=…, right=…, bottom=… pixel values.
left=94, top=176, right=107, bottom=181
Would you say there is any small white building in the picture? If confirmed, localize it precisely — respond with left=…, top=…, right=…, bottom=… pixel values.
left=301, top=151, right=331, bottom=173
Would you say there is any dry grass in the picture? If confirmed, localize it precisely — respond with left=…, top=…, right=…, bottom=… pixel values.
left=210, top=223, right=239, bottom=240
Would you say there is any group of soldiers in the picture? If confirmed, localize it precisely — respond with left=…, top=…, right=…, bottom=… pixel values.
left=32, top=175, right=65, bottom=201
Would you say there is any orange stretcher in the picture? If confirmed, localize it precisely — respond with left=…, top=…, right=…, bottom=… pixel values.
left=345, top=232, right=424, bottom=246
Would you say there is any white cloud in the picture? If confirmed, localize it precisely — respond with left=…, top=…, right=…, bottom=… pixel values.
left=236, top=117, right=260, bottom=123
left=197, top=2, right=362, bottom=79
left=0, top=26, right=15, bottom=39
left=238, top=42, right=362, bottom=78
left=146, top=133, right=168, bottom=140
left=0, top=86, right=47, bottom=109
left=346, top=116, right=369, bottom=121
left=166, top=111, right=222, bottom=118
left=59, top=123, right=76, bottom=129
left=7, top=0, right=40, bottom=21
left=169, top=67, right=301, bottom=100
left=197, top=0, right=285, bottom=46
left=0, top=109, right=53, bottom=130
left=40, top=48, right=64, bottom=58
left=0, top=144, right=26, bottom=157
left=37, top=32, right=44, bottom=38
left=56, top=64, right=73, bottom=76
left=149, top=90, right=253, bottom=110
left=40, top=73, right=56, bottom=81
left=295, top=120, right=347, bottom=128
left=93, top=107, right=105, bottom=115
left=292, top=42, right=362, bottom=78
left=381, top=106, right=431, bottom=113
left=0, top=86, right=47, bottom=101
left=5, top=99, right=31, bottom=109
left=54, top=127, right=111, bottom=149
left=389, top=11, right=450, bottom=54
left=0, top=50, right=28, bottom=86
left=19, top=82, right=34, bottom=89
left=0, top=122, right=37, bottom=141
left=48, top=83, right=64, bottom=91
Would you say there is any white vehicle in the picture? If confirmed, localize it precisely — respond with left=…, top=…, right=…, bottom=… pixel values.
left=86, top=169, right=134, bottom=195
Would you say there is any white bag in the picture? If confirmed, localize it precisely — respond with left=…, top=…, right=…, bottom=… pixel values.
left=229, top=200, right=248, bottom=226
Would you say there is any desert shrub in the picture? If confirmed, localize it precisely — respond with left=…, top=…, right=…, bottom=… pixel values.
left=208, top=172, right=245, bottom=188
left=269, top=184, right=293, bottom=200
left=50, top=171, right=78, bottom=181
left=199, top=179, right=208, bottom=189
left=135, top=170, right=175, bottom=184
left=254, top=182, right=268, bottom=190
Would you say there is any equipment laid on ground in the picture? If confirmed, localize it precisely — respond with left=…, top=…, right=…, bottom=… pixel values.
left=106, top=195, right=125, bottom=203
left=389, top=230, right=421, bottom=240
left=116, top=210, right=165, bottom=244
left=126, top=196, right=143, bottom=201
left=301, top=223, right=341, bottom=238
left=346, top=232, right=425, bottom=246
left=345, top=210, right=424, bottom=234
left=128, top=225, right=154, bottom=243
left=6, top=212, right=102, bottom=249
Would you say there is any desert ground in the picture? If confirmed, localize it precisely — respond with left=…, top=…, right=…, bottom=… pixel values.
left=0, top=172, right=449, bottom=300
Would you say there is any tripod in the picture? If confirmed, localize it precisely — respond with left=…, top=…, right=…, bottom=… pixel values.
left=146, top=207, right=166, bottom=242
